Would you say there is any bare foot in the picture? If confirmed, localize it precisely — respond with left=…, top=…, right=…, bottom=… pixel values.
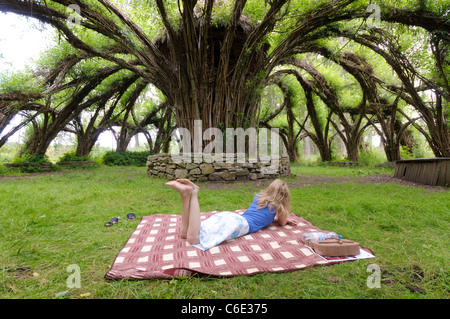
left=176, top=179, right=199, bottom=192
left=165, top=180, right=193, bottom=197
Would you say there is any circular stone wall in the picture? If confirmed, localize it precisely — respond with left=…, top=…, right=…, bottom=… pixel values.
left=146, top=153, right=290, bottom=182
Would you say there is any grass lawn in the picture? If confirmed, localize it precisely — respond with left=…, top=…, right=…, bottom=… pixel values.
left=0, top=164, right=448, bottom=299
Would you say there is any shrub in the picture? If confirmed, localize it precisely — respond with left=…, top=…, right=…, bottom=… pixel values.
left=11, top=152, right=51, bottom=164
left=358, top=148, right=387, bottom=166
left=6, top=152, right=59, bottom=173
left=16, top=165, right=44, bottom=174
left=0, top=163, right=8, bottom=175
left=57, top=152, right=90, bottom=163
left=399, top=146, right=414, bottom=160
left=102, top=151, right=152, bottom=166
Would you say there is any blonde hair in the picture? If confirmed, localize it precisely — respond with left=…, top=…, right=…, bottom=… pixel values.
left=257, top=179, right=291, bottom=219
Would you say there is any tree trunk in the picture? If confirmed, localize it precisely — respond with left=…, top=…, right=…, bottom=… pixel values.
left=342, top=133, right=360, bottom=162
left=384, top=143, right=402, bottom=162
left=21, top=112, right=54, bottom=156
left=114, top=127, right=134, bottom=153
left=314, top=136, right=332, bottom=162
left=75, top=129, right=102, bottom=157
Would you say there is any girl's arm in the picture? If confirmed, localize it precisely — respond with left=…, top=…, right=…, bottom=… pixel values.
left=274, top=213, right=288, bottom=226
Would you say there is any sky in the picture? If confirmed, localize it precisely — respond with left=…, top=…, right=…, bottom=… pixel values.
left=0, top=12, right=54, bottom=72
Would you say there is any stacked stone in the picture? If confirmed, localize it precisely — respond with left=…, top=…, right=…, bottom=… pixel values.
left=146, top=153, right=290, bottom=182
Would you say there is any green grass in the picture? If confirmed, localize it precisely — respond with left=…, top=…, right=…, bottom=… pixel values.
left=289, top=162, right=394, bottom=177
left=0, top=165, right=448, bottom=299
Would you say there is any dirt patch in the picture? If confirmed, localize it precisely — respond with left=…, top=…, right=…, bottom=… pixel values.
left=0, top=169, right=141, bottom=181
left=3, top=266, right=33, bottom=278
left=355, top=174, right=448, bottom=192
left=292, top=173, right=449, bottom=190
left=0, top=170, right=70, bottom=181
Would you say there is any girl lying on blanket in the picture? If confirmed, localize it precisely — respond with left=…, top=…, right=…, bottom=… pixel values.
left=166, top=178, right=292, bottom=251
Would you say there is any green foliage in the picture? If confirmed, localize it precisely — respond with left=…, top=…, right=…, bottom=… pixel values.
left=12, top=164, right=44, bottom=174
left=0, top=68, right=42, bottom=94
left=125, top=0, right=164, bottom=41
left=35, top=39, right=77, bottom=71
left=11, top=152, right=51, bottom=164
left=242, top=0, right=266, bottom=25
left=7, top=152, right=55, bottom=173
left=379, top=0, right=450, bottom=15
left=102, top=150, right=152, bottom=166
left=210, top=0, right=234, bottom=26
left=57, top=152, right=90, bottom=163
left=399, top=145, right=415, bottom=160
left=0, top=162, right=8, bottom=175
left=358, top=148, right=388, bottom=166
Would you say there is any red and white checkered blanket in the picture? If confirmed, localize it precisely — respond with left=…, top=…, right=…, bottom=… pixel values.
left=104, top=210, right=374, bottom=279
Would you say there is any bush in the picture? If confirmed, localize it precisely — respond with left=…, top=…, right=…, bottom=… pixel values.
left=15, top=164, right=44, bottom=174
left=57, top=151, right=90, bottom=163
left=0, top=163, right=8, bottom=175
left=358, top=148, right=387, bottom=166
left=5, top=152, right=60, bottom=174
left=102, top=151, right=152, bottom=166
left=12, top=152, right=51, bottom=164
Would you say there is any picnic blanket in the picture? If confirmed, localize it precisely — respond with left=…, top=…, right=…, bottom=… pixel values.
left=104, top=210, right=374, bottom=279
